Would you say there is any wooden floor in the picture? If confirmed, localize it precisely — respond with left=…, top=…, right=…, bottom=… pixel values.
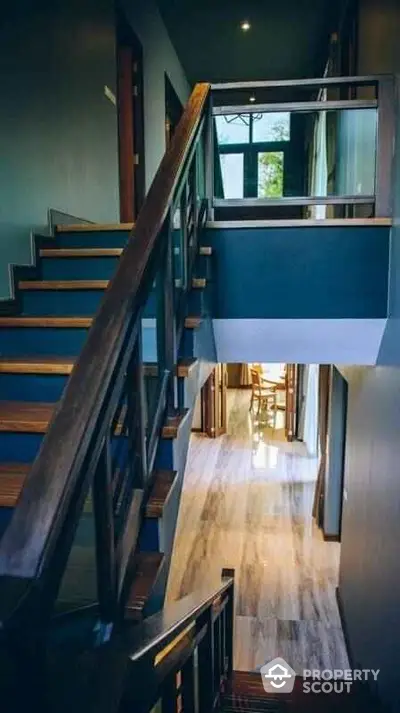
left=166, top=390, right=348, bottom=674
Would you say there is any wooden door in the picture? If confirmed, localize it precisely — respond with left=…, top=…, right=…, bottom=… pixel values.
left=117, top=26, right=145, bottom=222
left=285, top=364, right=298, bottom=441
left=202, top=365, right=227, bottom=438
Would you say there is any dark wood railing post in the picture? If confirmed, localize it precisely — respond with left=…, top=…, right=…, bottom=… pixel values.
left=181, top=654, right=197, bottom=713
left=157, top=212, right=176, bottom=415
left=93, top=434, right=117, bottom=623
left=198, top=608, right=216, bottom=713
left=132, top=332, right=148, bottom=489
left=376, top=76, right=395, bottom=217
left=222, top=568, right=235, bottom=678
left=205, top=97, right=215, bottom=220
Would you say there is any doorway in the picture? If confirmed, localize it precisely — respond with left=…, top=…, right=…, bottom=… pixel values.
left=165, top=74, right=184, bottom=148
left=116, top=15, right=145, bottom=222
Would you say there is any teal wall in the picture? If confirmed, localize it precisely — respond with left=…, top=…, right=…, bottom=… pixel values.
left=0, top=0, right=120, bottom=298
left=206, top=226, right=389, bottom=319
left=121, top=0, right=190, bottom=189
left=0, top=0, right=190, bottom=299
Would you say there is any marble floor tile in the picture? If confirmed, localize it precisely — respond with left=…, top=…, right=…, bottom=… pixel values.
left=166, top=389, right=348, bottom=672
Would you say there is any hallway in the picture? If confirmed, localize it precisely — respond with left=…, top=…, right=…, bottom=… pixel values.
left=167, top=389, right=349, bottom=673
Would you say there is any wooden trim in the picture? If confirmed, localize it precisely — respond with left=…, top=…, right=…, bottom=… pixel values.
left=206, top=218, right=392, bottom=228
left=162, top=409, right=190, bottom=439
left=213, top=99, right=377, bottom=115
left=199, top=246, right=212, bottom=256
left=323, top=533, right=341, bottom=542
left=191, top=277, right=206, bottom=289
left=40, top=248, right=123, bottom=258
left=55, top=223, right=134, bottom=232
left=0, top=357, right=74, bottom=375
left=19, top=280, right=109, bottom=291
left=184, top=316, right=202, bottom=329
left=0, top=316, right=92, bottom=328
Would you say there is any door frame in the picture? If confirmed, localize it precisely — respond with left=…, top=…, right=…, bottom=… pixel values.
left=116, top=15, right=145, bottom=222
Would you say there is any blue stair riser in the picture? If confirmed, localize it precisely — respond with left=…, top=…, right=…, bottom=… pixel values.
left=0, top=324, right=157, bottom=359
left=0, top=433, right=44, bottom=462
left=21, top=289, right=159, bottom=318
left=41, top=256, right=120, bottom=280
left=0, top=373, right=68, bottom=402
left=0, top=509, right=13, bottom=540
left=0, top=369, right=166, bottom=403
left=139, top=519, right=160, bottom=552
left=55, top=231, right=130, bottom=249
left=0, top=327, right=89, bottom=356
left=187, top=289, right=205, bottom=315
left=22, top=290, right=106, bottom=316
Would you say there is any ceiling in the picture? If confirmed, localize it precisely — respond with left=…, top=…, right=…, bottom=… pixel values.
left=158, top=0, right=343, bottom=84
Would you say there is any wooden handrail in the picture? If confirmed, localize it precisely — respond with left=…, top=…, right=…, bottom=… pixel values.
left=0, top=82, right=210, bottom=584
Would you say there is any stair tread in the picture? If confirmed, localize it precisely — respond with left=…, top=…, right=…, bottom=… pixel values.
left=40, top=248, right=123, bottom=257
left=162, top=409, right=190, bottom=439
left=0, top=356, right=74, bottom=374
left=0, top=356, right=197, bottom=377
left=56, top=223, right=134, bottom=232
left=184, top=316, right=202, bottom=329
left=0, top=401, right=54, bottom=433
left=126, top=552, right=163, bottom=620
left=146, top=470, right=177, bottom=518
left=0, top=316, right=92, bottom=328
left=0, top=464, right=29, bottom=507
left=19, top=280, right=109, bottom=290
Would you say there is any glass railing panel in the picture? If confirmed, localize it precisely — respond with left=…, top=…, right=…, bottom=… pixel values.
left=214, top=107, right=378, bottom=202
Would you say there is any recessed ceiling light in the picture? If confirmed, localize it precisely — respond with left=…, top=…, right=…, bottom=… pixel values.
left=240, top=20, right=251, bottom=31
left=249, top=95, right=256, bottom=103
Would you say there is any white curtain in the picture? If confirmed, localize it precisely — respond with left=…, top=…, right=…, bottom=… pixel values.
left=311, top=89, right=328, bottom=220
left=303, top=364, right=319, bottom=457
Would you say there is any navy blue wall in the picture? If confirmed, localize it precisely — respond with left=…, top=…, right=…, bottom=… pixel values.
left=206, top=226, right=389, bottom=319
left=0, top=0, right=120, bottom=297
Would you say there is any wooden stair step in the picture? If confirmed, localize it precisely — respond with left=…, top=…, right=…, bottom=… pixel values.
left=0, top=356, right=197, bottom=379
left=40, top=248, right=123, bottom=258
left=145, top=471, right=176, bottom=518
left=184, top=316, right=202, bottom=329
left=0, top=401, right=54, bottom=433
left=162, top=409, right=190, bottom=439
left=0, top=464, right=29, bottom=507
left=19, top=280, right=109, bottom=290
left=0, top=356, right=74, bottom=375
left=143, top=358, right=198, bottom=379
left=0, top=316, right=92, bottom=328
left=20, top=278, right=205, bottom=291
left=56, top=223, right=134, bottom=232
left=199, top=246, right=212, bottom=256
left=0, top=402, right=189, bottom=438
left=126, top=552, right=163, bottom=621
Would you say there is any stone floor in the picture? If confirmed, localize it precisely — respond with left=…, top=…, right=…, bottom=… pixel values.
left=166, top=389, right=349, bottom=673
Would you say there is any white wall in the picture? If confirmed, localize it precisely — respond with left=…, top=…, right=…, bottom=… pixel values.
left=212, top=318, right=387, bottom=365
left=123, top=0, right=190, bottom=189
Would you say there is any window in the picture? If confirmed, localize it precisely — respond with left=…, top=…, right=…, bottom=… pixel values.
left=253, top=113, right=290, bottom=143
left=215, top=112, right=290, bottom=199
left=220, top=154, right=244, bottom=198
left=258, top=152, right=284, bottom=198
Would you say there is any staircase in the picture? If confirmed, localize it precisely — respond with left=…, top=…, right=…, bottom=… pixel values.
left=0, top=220, right=212, bottom=617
